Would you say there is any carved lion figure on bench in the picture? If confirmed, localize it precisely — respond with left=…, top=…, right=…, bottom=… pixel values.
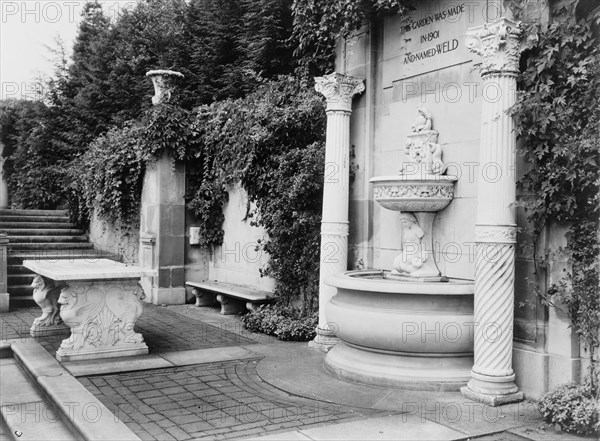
left=31, top=275, right=62, bottom=328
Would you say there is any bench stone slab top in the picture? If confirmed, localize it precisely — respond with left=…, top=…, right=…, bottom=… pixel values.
left=185, top=280, right=274, bottom=301
left=23, top=258, right=156, bottom=281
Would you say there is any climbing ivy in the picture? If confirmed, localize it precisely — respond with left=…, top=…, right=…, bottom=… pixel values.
left=291, top=0, right=408, bottom=74
left=511, top=1, right=600, bottom=392
left=186, top=76, right=327, bottom=312
left=69, top=103, right=193, bottom=229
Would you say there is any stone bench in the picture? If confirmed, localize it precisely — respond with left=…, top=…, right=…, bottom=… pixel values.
left=185, top=280, right=275, bottom=315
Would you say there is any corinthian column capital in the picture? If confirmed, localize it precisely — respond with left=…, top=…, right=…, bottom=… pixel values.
left=465, top=17, right=523, bottom=77
left=315, top=72, right=365, bottom=113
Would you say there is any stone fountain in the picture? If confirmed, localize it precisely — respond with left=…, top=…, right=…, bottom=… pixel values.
left=324, top=109, right=475, bottom=390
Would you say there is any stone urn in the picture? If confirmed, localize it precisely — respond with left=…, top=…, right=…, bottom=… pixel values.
left=146, top=69, right=184, bottom=106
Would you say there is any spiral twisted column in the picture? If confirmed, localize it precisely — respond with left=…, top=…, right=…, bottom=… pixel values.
left=461, top=18, right=524, bottom=405
left=309, top=73, right=365, bottom=352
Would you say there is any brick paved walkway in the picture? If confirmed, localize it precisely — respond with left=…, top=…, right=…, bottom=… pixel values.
left=0, top=304, right=255, bottom=356
left=78, top=358, right=387, bottom=441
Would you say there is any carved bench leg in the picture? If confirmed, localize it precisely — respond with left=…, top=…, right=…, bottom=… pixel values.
left=216, top=294, right=243, bottom=315
left=192, top=288, right=216, bottom=307
left=245, top=302, right=261, bottom=313
left=30, top=275, right=69, bottom=337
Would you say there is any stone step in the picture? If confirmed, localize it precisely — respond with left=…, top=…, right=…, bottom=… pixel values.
left=8, top=295, right=34, bottom=307
left=3, top=341, right=139, bottom=440
left=7, top=251, right=120, bottom=266
left=0, top=221, right=79, bottom=229
left=8, top=242, right=94, bottom=250
left=7, top=235, right=88, bottom=243
left=1, top=228, right=85, bottom=236
left=0, top=208, right=69, bottom=216
left=0, top=215, right=70, bottom=223
left=7, top=274, right=35, bottom=285
left=6, top=264, right=34, bottom=274
left=0, top=358, right=78, bottom=441
left=8, top=284, right=33, bottom=297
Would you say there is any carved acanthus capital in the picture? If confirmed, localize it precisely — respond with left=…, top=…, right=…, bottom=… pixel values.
left=465, top=18, right=523, bottom=77
left=314, top=73, right=365, bottom=113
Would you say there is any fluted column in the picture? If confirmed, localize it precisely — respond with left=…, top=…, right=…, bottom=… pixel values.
left=309, top=73, right=365, bottom=352
left=461, top=18, right=524, bottom=406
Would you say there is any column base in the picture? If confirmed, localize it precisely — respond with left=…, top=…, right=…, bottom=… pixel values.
left=461, top=371, right=524, bottom=406
left=308, top=326, right=339, bottom=353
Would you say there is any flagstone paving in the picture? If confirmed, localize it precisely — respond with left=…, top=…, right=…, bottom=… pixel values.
left=77, top=358, right=389, bottom=441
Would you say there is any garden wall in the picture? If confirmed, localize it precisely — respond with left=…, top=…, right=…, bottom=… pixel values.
left=89, top=209, right=139, bottom=264
left=206, top=183, right=275, bottom=292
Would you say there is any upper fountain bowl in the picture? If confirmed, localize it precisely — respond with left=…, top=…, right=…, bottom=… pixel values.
left=370, top=174, right=458, bottom=212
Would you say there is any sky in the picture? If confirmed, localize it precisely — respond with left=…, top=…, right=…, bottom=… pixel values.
left=0, top=1, right=137, bottom=100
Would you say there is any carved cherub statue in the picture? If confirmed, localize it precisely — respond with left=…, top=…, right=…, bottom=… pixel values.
left=411, top=107, right=432, bottom=132
left=31, top=275, right=62, bottom=328
left=393, top=213, right=427, bottom=275
left=425, top=141, right=447, bottom=175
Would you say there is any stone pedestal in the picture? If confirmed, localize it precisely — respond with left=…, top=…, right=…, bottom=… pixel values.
left=461, top=18, right=524, bottom=406
left=0, top=234, right=8, bottom=312
left=139, top=70, right=187, bottom=305
left=309, top=73, right=365, bottom=352
left=23, top=259, right=156, bottom=362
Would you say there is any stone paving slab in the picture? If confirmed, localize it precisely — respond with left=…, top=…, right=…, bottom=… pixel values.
left=78, top=358, right=389, bottom=441
left=64, top=354, right=174, bottom=377
left=508, top=423, right=596, bottom=441
left=248, top=413, right=466, bottom=440
left=1, top=304, right=256, bottom=357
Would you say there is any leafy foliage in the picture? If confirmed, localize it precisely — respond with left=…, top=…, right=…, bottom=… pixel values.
left=511, top=0, right=600, bottom=390
left=1, top=0, right=299, bottom=211
left=538, top=383, right=600, bottom=435
left=187, top=76, right=326, bottom=311
left=241, top=304, right=318, bottom=341
left=69, top=104, right=193, bottom=229
left=291, top=0, right=408, bottom=74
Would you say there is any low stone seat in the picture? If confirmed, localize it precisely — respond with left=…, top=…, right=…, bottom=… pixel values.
left=185, top=280, right=275, bottom=314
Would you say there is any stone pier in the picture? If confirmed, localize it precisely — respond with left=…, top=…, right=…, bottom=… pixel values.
left=309, top=72, right=364, bottom=352
left=461, top=18, right=524, bottom=406
left=139, top=70, right=187, bottom=305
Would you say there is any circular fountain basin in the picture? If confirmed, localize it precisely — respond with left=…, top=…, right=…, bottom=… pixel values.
left=324, top=270, right=474, bottom=390
left=370, top=175, right=458, bottom=212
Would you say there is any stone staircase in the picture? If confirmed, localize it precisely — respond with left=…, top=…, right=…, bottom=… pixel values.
left=0, top=209, right=117, bottom=306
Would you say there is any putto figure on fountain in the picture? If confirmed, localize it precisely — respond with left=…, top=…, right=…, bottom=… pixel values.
left=401, top=107, right=448, bottom=176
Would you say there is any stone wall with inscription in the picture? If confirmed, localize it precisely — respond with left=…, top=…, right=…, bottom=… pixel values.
left=339, top=0, right=586, bottom=399
left=342, top=0, right=491, bottom=280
